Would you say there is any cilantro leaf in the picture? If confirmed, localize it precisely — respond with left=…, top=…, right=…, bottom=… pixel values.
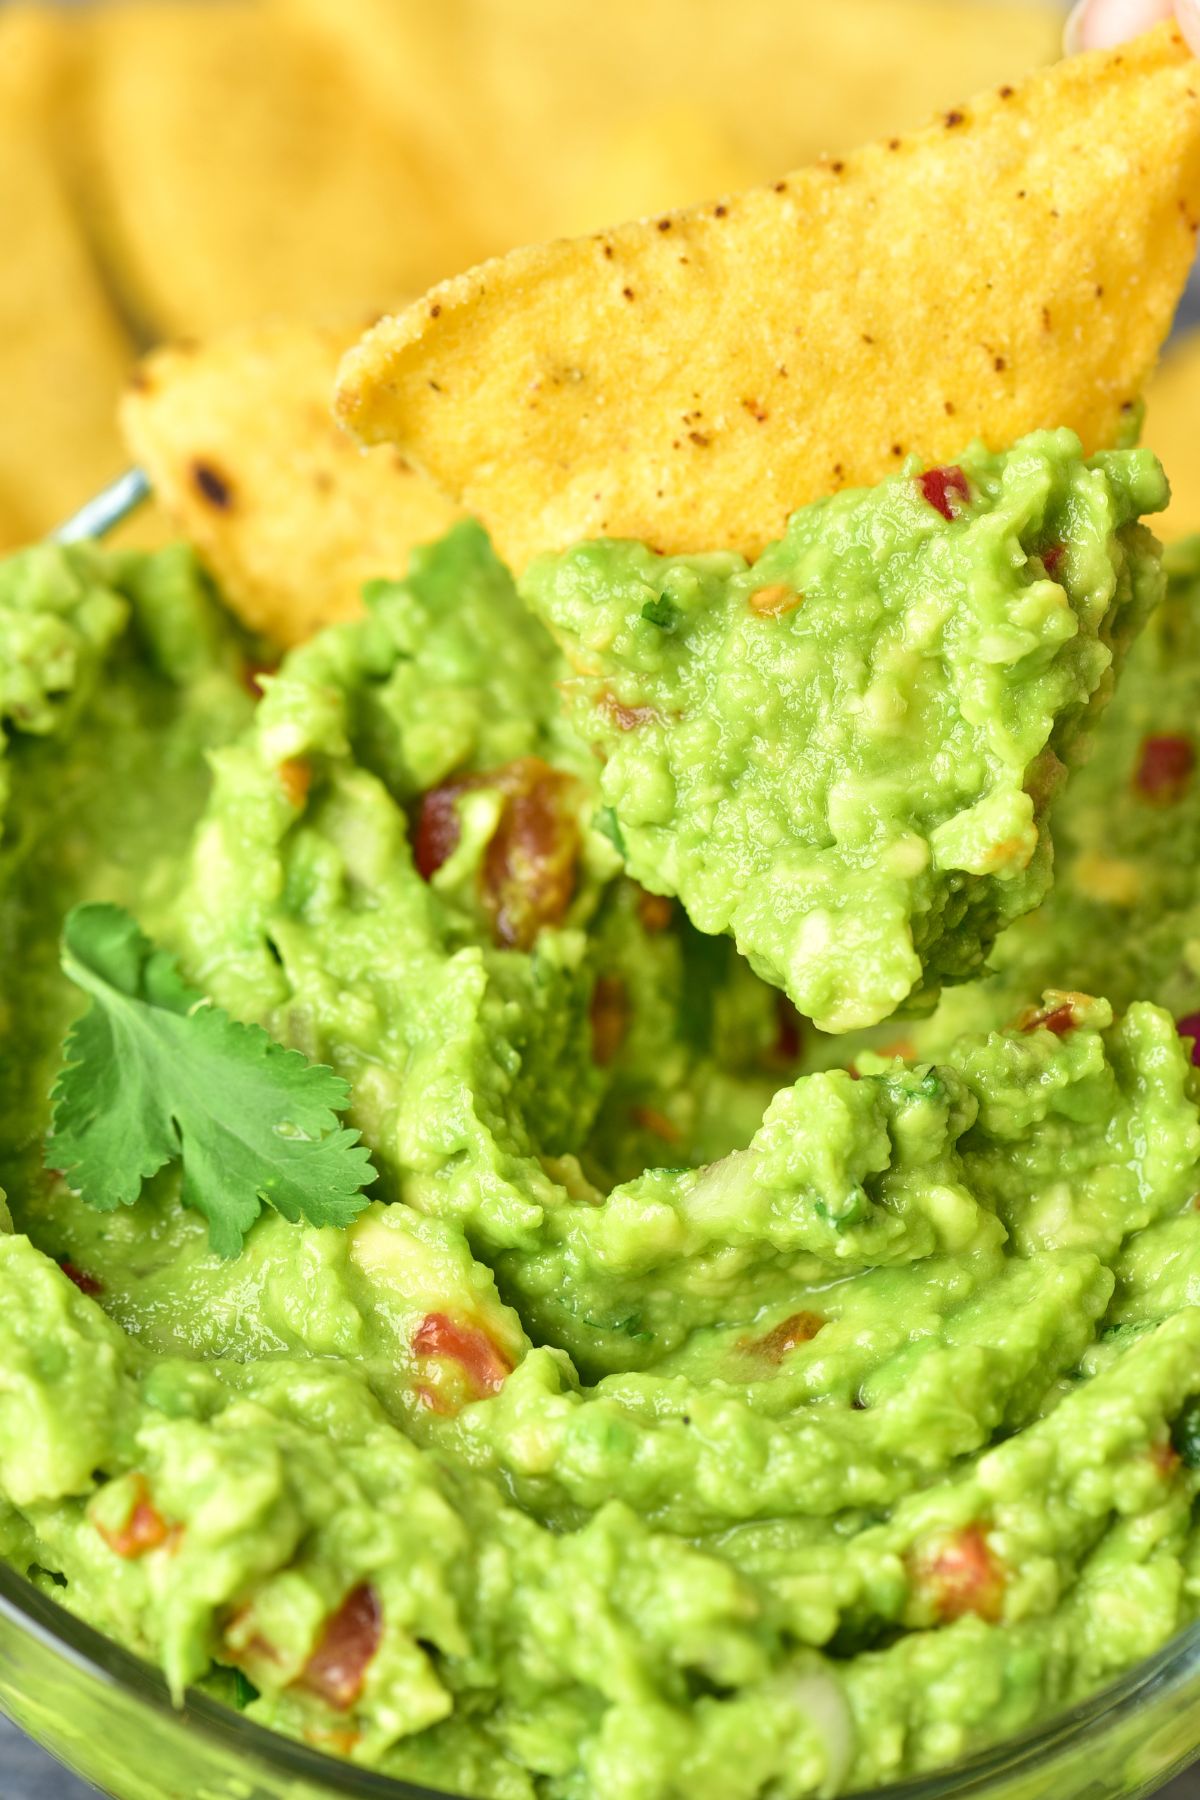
left=640, top=595, right=679, bottom=630
left=593, top=805, right=627, bottom=855
left=49, top=903, right=375, bottom=1256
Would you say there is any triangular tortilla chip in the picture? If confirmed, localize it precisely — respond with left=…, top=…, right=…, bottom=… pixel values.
left=121, top=317, right=460, bottom=647
left=1143, top=328, right=1200, bottom=538
left=337, top=26, right=1200, bottom=571
left=0, top=6, right=133, bottom=543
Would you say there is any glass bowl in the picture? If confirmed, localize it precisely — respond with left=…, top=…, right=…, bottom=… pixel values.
left=2, top=1561, right=1199, bottom=1800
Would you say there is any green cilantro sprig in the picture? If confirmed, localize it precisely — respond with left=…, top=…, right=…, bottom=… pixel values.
left=49, top=903, right=375, bottom=1256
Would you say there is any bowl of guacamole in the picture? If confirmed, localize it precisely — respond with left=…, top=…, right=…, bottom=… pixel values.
left=4, top=418, right=1200, bottom=1800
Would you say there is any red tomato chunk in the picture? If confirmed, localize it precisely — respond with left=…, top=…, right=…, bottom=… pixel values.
left=1134, top=734, right=1195, bottom=805
left=916, top=465, right=969, bottom=520
left=300, top=1584, right=383, bottom=1711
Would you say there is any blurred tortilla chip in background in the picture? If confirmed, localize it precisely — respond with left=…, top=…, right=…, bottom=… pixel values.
left=120, top=316, right=461, bottom=645
left=74, top=0, right=482, bottom=341
left=0, top=0, right=1063, bottom=550
left=0, top=5, right=131, bottom=541
left=1144, top=330, right=1200, bottom=538
left=336, top=26, right=1200, bottom=571
left=284, top=0, right=1059, bottom=246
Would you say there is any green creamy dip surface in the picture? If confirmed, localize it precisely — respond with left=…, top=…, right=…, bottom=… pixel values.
left=2, top=434, right=1200, bottom=1800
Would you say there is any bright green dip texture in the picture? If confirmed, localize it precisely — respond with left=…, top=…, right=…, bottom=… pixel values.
left=4, top=436, right=1200, bottom=1800
left=522, top=432, right=1166, bottom=1030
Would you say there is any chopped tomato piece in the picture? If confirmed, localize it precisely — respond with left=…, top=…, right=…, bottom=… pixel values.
left=299, top=1584, right=382, bottom=1711
left=738, top=1311, right=825, bottom=1363
left=1149, top=1440, right=1182, bottom=1478
left=413, top=783, right=463, bottom=880
left=766, top=997, right=804, bottom=1068
left=483, top=759, right=579, bottom=949
left=590, top=974, right=630, bottom=1067
left=1017, top=997, right=1081, bottom=1036
left=59, top=1259, right=102, bottom=1298
left=413, top=1311, right=513, bottom=1399
left=915, top=1525, right=1005, bottom=1623
left=1176, top=1013, right=1200, bottom=1068
left=278, top=757, right=312, bottom=809
left=414, top=758, right=580, bottom=950
left=636, top=888, right=674, bottom=933
left=916, top=465, right=969, bottom=520
left=304, top=1726, right=363, bottom=1756
left=631, top=1105, right=681, bottom=1144
left=240, top=656, right=278, bottom=697
left=1040, top=542, right=1065, bottom=577
left=598, top=690, right=660, bottom=732
left=748, top=583, right=804, bottom=618
left=95, top=1476, right=172, bottom=1560
left=1134, top=734, right=1195, bottom=805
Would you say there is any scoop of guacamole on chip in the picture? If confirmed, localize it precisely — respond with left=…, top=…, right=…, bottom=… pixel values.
left=6, top=24, right=1200, bottom=1800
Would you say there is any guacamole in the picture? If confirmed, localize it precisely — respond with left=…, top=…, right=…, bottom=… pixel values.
left=2, top=435, right=1200, bottom=1800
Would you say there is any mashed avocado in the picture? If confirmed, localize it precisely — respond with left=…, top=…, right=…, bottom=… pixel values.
left=2, top=438, right=1200, bottom=1800
left=522, top=433, right=1167, bottom=1031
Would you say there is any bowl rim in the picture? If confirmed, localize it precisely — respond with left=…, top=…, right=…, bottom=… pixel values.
left=4, top=1559, right=1200, bottom=1800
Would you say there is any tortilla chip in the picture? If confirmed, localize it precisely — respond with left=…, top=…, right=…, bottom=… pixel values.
left=1143, top=329, right=1200, bottom=538
left=0, top=6, right=133, bottom=543
left=287, top=0, right=1056, bottom=249
left=121, top=317, right=461, bottom=647
left=77, top=2, right=480, bottom=341
left=337, top=26, right=1200, bottom=572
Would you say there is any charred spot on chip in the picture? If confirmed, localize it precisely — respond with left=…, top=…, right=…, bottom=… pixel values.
left=829, top=160, right=845, bottom=174
left=430, top=303, right=442, bottom=318
left=622, top=286, right=635, bottom=301
left=944, top=108, right=966, bottom=128
left=656, top=217, right=673, bottom=231
left=713, top=203, right=727, bottom=218
left=774, top=180, right=788, bottom=193
left=190, top=458, right=234, bottom=510
left=998, top=84, right=1015, bottom=99
left=993, top=355, right=1007, bottom=372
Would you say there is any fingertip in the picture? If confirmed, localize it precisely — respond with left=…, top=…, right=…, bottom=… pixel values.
left=1063, top=0, right=1174, bottom=54
left=1175, top=0, right=1200, bottom=56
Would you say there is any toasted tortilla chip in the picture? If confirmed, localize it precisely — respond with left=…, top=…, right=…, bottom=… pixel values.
left=121, top=317, right=461, bottom=646
left=337, top=26, right=1200, bottom=572
left=0, top=6, right=132, bottom=543
left=288, top=0, right=1055, bottom=249
left=77, top=2, right=480, bottom=341
left=1144, top=329, right=1200, bottom=538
